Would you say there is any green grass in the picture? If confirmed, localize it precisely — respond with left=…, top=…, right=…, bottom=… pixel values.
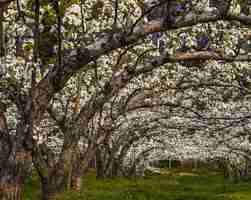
left=22, top=169, right=251, bottom=200
left=22, top=171, right=41, bottom=200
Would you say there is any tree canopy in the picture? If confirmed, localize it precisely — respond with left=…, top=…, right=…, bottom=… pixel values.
left=1, top=0, right=251, bottom=199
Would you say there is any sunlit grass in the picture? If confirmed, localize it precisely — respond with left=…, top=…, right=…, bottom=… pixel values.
left=23, top=168, right=251, bottom=200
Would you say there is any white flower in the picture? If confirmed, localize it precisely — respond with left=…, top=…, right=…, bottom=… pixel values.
left=66, top=4, right=81, bottom=14
left=64, top=4, right=82, bottom=26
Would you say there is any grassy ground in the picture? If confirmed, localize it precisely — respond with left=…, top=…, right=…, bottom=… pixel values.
left=22, top=168, right=251, bottom=200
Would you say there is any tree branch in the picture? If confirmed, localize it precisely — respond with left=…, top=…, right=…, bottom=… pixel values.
left=31, top=10, right=251, bottom=125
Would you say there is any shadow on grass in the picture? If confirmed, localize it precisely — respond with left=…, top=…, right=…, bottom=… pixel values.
left=23, top=168, right=251, bottom=200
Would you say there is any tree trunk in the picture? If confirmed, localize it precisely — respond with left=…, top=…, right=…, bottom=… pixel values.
left=104, top=158, right=120, bottom=179
left=71, top=163, right=83, bottom=192
left=194, top=159, right=198, bottom=170
left=70, top=147, right=96, bottom=191
left=70, top=150, right=84, bottom=191
left=0, top=184, right=22, bottom=200
left=40, top=175, right=65, bottom=200
left=0, top=151, right=32, bottom=200
left=34, top=147, right=74, bottom=200
left=96, top=148, right=105, bottom=179
left=71, top=174, right=82, bottom=192
left=0, top=10, right=4, bottom=57
left=0, top=116, right=33, bottom=200
left=39, top=160, right=74, bottom=200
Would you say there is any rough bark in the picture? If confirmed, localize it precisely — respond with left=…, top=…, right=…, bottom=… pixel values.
left=33, top=145, right=75, bottom=200
left=0, top=109, right=32, bottom=200
left=96, top=148, right=105, bottom=179
left=70, top=172, right=82, bottom=192
left=0, top=10, right=4, bottom=57
left=71, top=160, right=84, bottom=191
left=35, top=145, right=82, bottom=195
left=0, top=184, right=22, bottom=200
left=40, top=174, right=65, bottom=200
left=0, top=150, right=32, bottom=200
left=70, top=146, right=97, bottom=191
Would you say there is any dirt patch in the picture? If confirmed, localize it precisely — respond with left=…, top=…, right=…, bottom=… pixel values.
left=178, top=172, right=199, bottom=176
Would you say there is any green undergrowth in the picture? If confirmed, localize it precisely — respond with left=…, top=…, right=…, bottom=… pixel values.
left=23, top=168, right=251, bottom=200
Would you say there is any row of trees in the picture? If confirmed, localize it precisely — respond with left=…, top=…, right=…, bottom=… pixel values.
left=1, top=0, right=251, bottom=199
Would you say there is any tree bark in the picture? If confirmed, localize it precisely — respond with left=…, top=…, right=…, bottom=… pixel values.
left=70, top=173, right=82, bottom=192
left=71, top=162, right=83, bottom=192
left=0, top=184, right=22, bottom=200
left=40, top=175, right=65, bottom=200
left=96, top=148, right=105, bottom=179
left=33, top=145, right=75, bottom=200
left=0, top=111, right=33, bottom=200
left=70, top=146, right=97, bottom=191
left=0, top=151, right=32, bottom=200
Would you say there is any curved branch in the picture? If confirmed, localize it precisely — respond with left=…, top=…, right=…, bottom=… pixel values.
left=31, top=10, right=251, bottom=125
